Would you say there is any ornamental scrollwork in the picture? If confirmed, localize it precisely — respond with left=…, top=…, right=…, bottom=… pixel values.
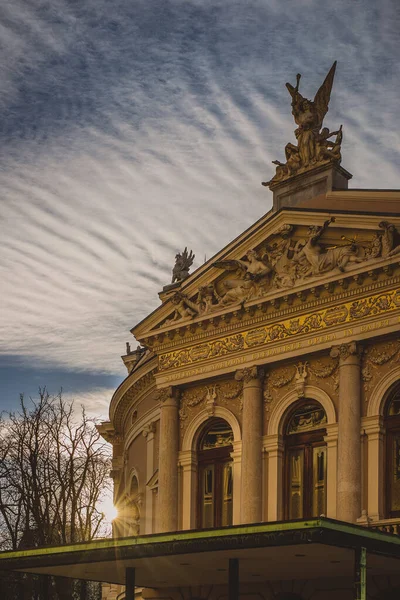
left=158, top=287, right=400, bottom=372
left=362, top=339, right=400, bottom=393
left=179, top=380, right=243, bottom=431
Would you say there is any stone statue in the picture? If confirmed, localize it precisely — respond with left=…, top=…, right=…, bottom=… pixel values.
left=164, top=291, right=200, bottom=325
left=263, top=62, right=343, bottom=187
left=293, top=217, right=363, bottom=277
left=378, top=221, right=400, bottom=257
left=196, top=284, right=221, bottom=314
left=171, top=247, right=195, bottom=283
left=157, top=219, right=396, bottom=327
left=213, top=250, right=273, bottom=306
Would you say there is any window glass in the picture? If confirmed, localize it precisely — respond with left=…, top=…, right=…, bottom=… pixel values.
left=285, top=401, right=327, bottom=519
left=198, top=418, right=233, bottom=528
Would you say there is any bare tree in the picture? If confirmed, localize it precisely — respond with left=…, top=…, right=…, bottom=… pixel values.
left=0, top=389, right=111, bottom=600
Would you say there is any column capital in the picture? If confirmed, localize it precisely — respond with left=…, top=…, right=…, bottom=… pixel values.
left=142, top=422, right=156, bottom=438
left=330, top=340, right=362, bottom=362
left=156, top=386, right=180, bottom=405
left=235, top=365, right=264, bottom=384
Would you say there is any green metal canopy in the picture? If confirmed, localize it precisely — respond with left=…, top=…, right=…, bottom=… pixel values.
left=0, top=519, right=399, bottom=587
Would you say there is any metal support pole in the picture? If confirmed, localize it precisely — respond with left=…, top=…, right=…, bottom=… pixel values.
left=354, top=547, right=366, bottom=600
left=39, top=574, right=49, bottom=600
left=126, top=567, right=135, bottom=600
left=229, top=558, right=239, bottom=600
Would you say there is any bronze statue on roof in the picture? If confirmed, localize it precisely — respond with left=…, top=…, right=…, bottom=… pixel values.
left=263, top=61, right=343, bottom=187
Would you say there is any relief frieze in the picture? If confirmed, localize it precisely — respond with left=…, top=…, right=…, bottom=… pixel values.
left=159, top=288, right=400, bottom=372
left=156, top=219, right=400, bottom=330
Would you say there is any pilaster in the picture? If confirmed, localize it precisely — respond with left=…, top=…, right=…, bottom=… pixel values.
left=236, top=366, right=264, bottom=524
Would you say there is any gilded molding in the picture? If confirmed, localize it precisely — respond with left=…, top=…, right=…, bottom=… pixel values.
left=158, top=287, right=400, bottom=372
left=150, top=272, right=400, bottom=353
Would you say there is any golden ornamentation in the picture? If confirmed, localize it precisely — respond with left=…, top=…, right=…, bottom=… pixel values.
left=159, top=288, right=400, bottom=372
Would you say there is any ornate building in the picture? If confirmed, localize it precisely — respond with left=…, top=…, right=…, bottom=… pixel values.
left=96, top=63, right=400, bottom=599
left=2, top=63, right=400, bottom=600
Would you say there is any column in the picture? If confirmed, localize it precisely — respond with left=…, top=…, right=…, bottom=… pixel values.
left=324, top=423, right=338, bottom=518
left=236, top=366, right=264, bottom=524
left=362, top=415, right=384, bottom=521
left=231, top=440, right=242, bottom=525
left=157, top=386, right=179, bottom=533
left=330, top=341, right=362, bottom=523
left=263, top=434, right=284, bottom=521
left=142, top=422, right=156, bottom=534
left=178, top=450, right=197, bottom=530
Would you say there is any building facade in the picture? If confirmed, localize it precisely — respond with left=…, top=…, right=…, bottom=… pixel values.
left=98, top=64, right=400, bottom=600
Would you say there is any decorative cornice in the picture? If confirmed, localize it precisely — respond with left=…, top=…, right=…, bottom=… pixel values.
left=147, top=270, right=400, bottom=353
left=159, top=287, right=400, bottom=373
left=113, top=368, right=157, bottom=433
left=133, top=207, right=400, bottom=342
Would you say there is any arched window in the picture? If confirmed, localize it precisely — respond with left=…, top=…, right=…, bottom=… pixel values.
left=385, top=384, right=400, bottom=518
left=284, top=401, right=327, bottom=519
left=197, top=418, right=233, bottom=528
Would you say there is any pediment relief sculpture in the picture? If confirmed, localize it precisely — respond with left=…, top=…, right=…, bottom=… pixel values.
left=157, top=219, right=400, bottom=329
left=262, top=62, right=343, bottom=187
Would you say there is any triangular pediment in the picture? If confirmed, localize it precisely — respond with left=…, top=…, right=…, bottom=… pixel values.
left=132, top=199, right=400, bottom=345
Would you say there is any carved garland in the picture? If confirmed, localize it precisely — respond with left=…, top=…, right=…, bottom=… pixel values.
left=179, top=380, right=243, bottom=432
left=263, top=357, right=339, bottom=413
left=362, top=339, right=400, bottom=393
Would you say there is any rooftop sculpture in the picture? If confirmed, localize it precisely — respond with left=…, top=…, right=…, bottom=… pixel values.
left=263, top=61, right=342, bottom=187
left=171, top=247, right=195, bottom=284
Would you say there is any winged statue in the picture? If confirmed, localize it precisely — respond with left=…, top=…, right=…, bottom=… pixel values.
left=171, top=247, right=195, bottom=283
left=263, top=62, right=343, bottom=187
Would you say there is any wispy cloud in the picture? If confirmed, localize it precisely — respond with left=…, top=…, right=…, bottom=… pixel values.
left=0, top=0, right=399, bottom=407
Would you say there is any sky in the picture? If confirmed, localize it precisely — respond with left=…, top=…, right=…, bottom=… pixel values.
left=0, top=0, right=399, bottom=420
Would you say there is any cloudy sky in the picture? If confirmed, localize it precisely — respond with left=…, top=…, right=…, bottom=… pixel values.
left=0, top=0, right=399, bottom=418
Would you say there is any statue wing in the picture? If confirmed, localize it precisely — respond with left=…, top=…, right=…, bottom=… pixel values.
left=212, top=260, right=247, bottom=275
left=313, top=61, right=337, bottom=124
left=181, top=247, right=195, bottom=269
